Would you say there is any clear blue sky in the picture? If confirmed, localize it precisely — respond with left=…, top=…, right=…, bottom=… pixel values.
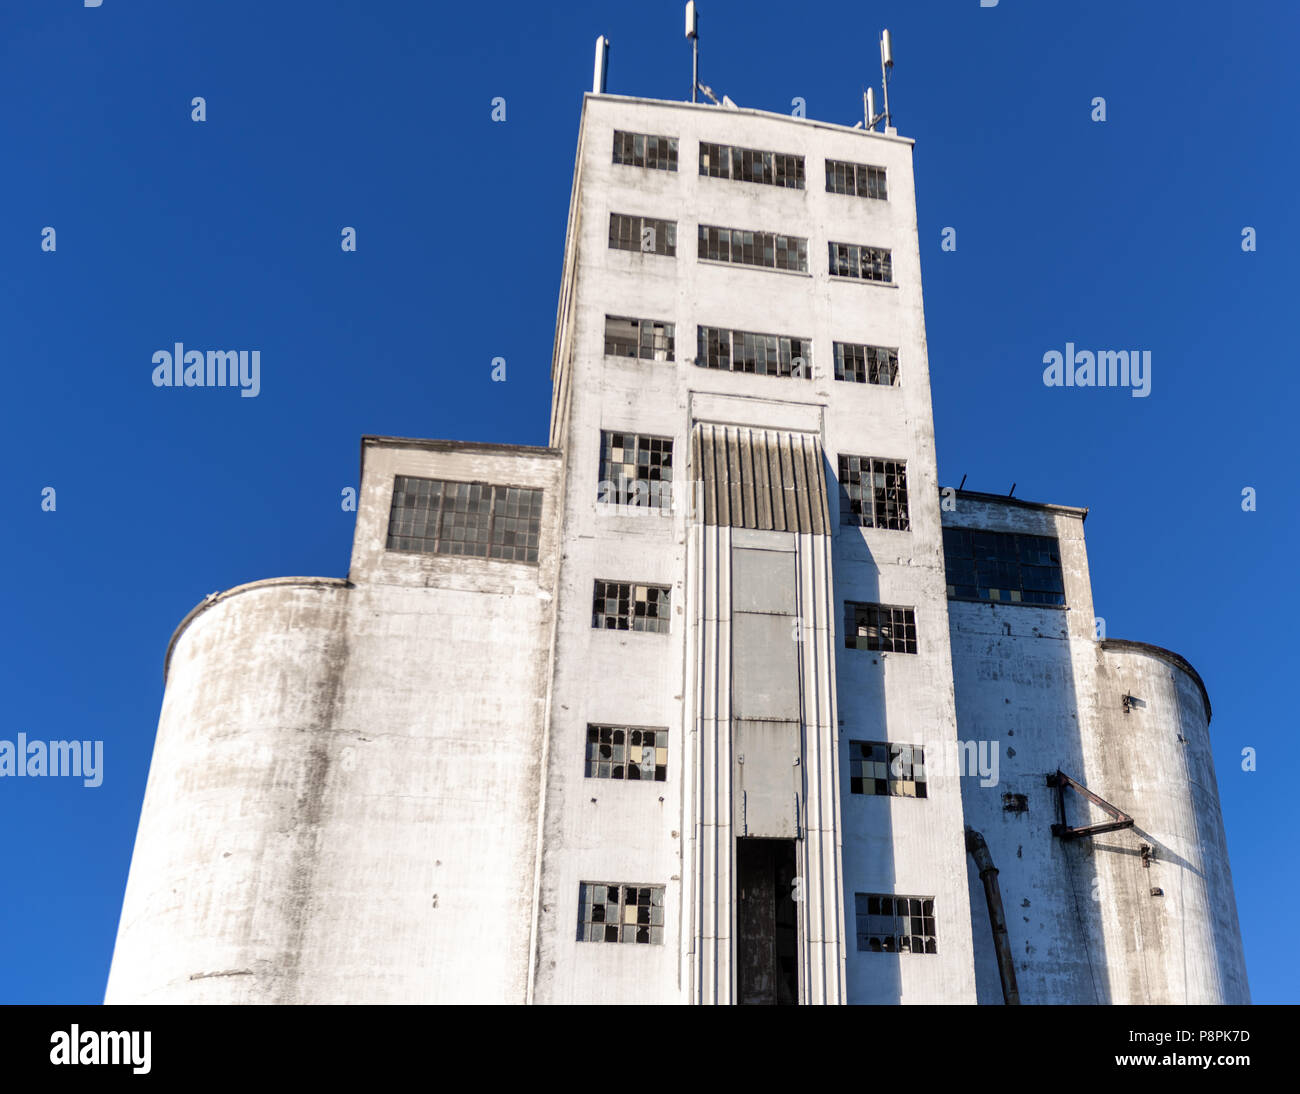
left=1, top=1, right=1294, bottom=1004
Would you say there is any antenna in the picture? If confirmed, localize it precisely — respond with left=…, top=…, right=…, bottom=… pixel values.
left=592, top=36, right=609, bottom=95
left=865, top=87, right=876, bottom=129
left=879, top=29, right=894, bottom=129
left=685, top=2, right=699, bottom=103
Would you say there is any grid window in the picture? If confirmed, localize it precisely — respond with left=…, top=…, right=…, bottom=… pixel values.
left=854, top=894, right=937, bottom=954
left=592, top=580, right=671, bottom=633
left=845, top=602, right=917, bottom=654
left=597, top=431, right=674, bottom=509
left=942, top=529, right=1066, bottom=606
left=828, top=242, right=893, bottom=283
left=834, top=342, right=898, bottom=386
left=825, top=159, right=888, bottom=200
left=577, top=882, right=665, bottom=944
left=585, top=725, right=668, bottom=782
left=386, top=476, right=542, bottom=563
left=849, top=741, right=927, bottom=798
left=698, top=224, right=808, bottom=273
left=609, top=212, right=677, bottom=256
left=699, top=142, right=805, bottom=190
left=613, top=130, right=678, bottom=171
left=839, top=455, right=909, bottom=530
left=695, top=326, right=811, bottom=379
left=604, top=315, right=675, bottom=362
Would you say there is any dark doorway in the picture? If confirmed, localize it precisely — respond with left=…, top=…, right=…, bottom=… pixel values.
left=737, top=837, right=799, bottom=1004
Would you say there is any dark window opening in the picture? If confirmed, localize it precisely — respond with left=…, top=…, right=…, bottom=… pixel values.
left=845, top=602, right=917, bottom=654
left=825, top=159, right=887, bottom=200
left=854, top=893, right=937, bottom=954
left=839, top=454, right=909, bottom=530
left=849, top=741, right=926, bottom=798
left=834, top=342, right=898, bottom=386
left=386, top=476, right=542, bottom=564
left=592, top=580, right=671, bottom=633
left=942, top=528, right=1066, bottom=606
left=609, top=212, right=676, bottom=256
left=577, top=882, right=665, bottom=944
left=613, top=130, right=678, bottom=171
left=597, top=430, right=674, bottom=509
left=585, top=724, right=668, bottom=781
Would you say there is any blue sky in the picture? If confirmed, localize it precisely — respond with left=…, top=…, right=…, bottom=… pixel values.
left=1, top=1, right=1294, bottom=1004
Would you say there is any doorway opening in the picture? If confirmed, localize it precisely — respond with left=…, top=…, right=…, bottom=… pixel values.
left=736, top=837, right=799, bottom=1004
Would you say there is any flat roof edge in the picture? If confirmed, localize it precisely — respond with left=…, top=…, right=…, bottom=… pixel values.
left=361, top=435, right=562, bottom=458
left=582, top=92, right=915, bottom=145
left=947, top=488, right=1090, bottom=520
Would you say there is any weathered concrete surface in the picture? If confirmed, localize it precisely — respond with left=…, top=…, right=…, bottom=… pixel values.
left=107, top=441, right=562, bottom=1003
left=948, top=496, right=1249, bottom=1005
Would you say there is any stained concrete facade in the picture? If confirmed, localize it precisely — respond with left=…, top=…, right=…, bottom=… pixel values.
left=106, top=94, right=1248, bottom=1005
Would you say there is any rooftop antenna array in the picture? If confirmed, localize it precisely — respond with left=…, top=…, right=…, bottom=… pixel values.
left=862, top=29, right=893, bottom=130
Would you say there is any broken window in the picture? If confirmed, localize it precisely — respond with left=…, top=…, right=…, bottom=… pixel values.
left=854, top=893, right=937, bottom=954
left=609, top=212, right=677, bottom=256
left=838, top=455, right=909, bottom=530
left=612, top=130, right=678, bottom=171
left=941, top=528, right=1066, bottom=606
left=695, top=326, right=812, bottom=378
left=699, top=141, right=805, bottom=189
left=834, top=341, right=898, bottom=386
left=828, top=241, right=893, bottom=283
left=385, top=476, right=542, bottom=563
left=604, top=315, right=675, bottom=361
left=592, top=580, right=671, bottom=633
left=597, top=430, right=674, bottom=509
left=698, top=224, right=808, bottom=273
left=844, top=602, right=917, bottom=654
left=849, top=741, right=926, bottom=798
left=825, top=159, right=887, bottom=200
left=585, top=725, right=668, bottom=781
left=577, top=882, right=665, bottom=945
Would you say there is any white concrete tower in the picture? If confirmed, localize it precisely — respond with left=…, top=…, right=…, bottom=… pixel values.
left=534, top=93, right=974, bottom=1004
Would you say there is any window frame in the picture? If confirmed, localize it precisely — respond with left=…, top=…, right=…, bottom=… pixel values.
left=577, top=882, right=666, bottom=945
left=838, top=454, right=910, bottom=530
left=854, top=893, right=937, bottom=954
left=825, top=158, right=888, bottom=200
left=844, top=601, right=918, bottom=654
left=585, top=724, right=669, bottom=782
left=591, top=579, right=672, bottom=634
left=942, top=527, right=1067, bottom=607
left=609, top=212, right=677, bottom=257
left=848, top=740, right=927, bottom=798
left=385, top=475, right=542, bottom=564
left=596, top=430, right=674, bottom=510
left=833, top=341, right=899, bottom=386
left=612, top=130, right=679, bottom=172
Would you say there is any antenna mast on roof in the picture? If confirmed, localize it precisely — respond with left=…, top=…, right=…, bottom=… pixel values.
left=686, top=2, right=699, bottom=103
left=592, top=36, right=609, bottom=94
left=879, top=29, right=894, bottom=129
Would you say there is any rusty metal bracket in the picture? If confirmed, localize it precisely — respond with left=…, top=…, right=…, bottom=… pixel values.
left=1046, top=770, right=1134, bottom=841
